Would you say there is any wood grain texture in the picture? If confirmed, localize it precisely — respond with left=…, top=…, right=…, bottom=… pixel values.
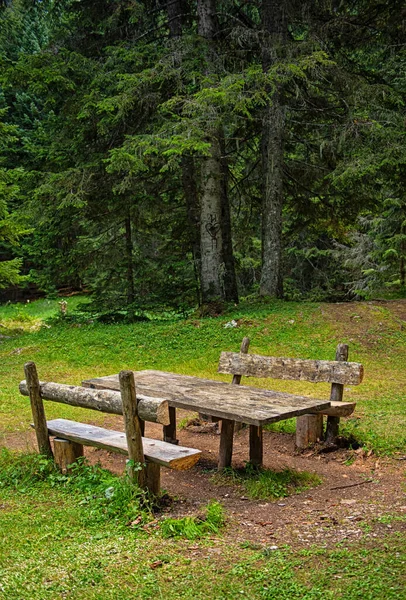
left=119, top=370, right=145, bottom=486
left=82, top=370, right=331, bottom=426
left=24, top=362, right=53, bottom=458
left=232, top=337, right=250, bottom=434
left=218, top=352, right=363, bottom=385
left=296, top=414, right=323, bottom=448
left=326, top=344, right=349, bottom=443
left=53, top=437, right=83, bottom=473
left=44, top=419, right=201, bottom=470
left=308, top=401, right=355, bottom=417
left=218, top=418, right=234, bottom=470
left=19, top=380, right=170, bottom=425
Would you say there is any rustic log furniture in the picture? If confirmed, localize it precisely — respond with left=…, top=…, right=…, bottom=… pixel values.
left=218, top=339, right=363, bottom=460
left=20, top=362, right=201, bottom=495
left=80, top=345, right=362, bottom=469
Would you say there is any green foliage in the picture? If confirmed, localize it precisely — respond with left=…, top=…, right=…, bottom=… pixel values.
left=161, top=500, right=225, bottom=539
left=217, top=465, right=322, bottom=500
left=0, top=448, right=151, bottom=524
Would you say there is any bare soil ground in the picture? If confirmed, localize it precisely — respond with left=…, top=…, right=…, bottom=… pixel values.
left=2, top=300, right=405, bottom=548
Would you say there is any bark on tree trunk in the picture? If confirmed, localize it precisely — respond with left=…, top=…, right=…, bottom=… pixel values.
left=167, top=0, right=183, bottom=37
left=182, top=155, right=202, bottom=304
left=220, top=136, right=239, bottom=303
left=259, top=0, right=287, bottom=298
left=197, top=0, right=238, bottom=304
left=124, top=214, right=135, bottom=305
left=199, top=136, right=225, bottom=301
left=400, top=216, right=405, bottom=288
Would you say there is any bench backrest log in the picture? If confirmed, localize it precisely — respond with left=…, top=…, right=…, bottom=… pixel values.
left=218, top=351, right=364, bottom=386
left=218, top=339, right=364, bottom=448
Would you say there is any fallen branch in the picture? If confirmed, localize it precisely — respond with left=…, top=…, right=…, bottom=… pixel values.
left=330, top=478, right=374, bottom=491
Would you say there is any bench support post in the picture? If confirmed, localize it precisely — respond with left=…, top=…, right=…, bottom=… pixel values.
left=53, top=437, right=83, bottom=473
left=233, top=337, right=250, bottom=434
left=296, top=414, right=323, bottom=449
left=249, top=425, right=263, bottom=467
left=218, top=418, right=234, bottom=470
left=24, top=362, right=53, bottom=458
left=145, top=463, right=161, bottom=496
left=325, top=343, right=349, bottom=444
left=163, top=406, right=178, bottom=444
left=119, top=370, right=147, bottom=490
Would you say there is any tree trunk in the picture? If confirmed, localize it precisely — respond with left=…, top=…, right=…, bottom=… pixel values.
left=400, top=215, right=405, bottom=288
left=199, top=136, right=225, bottom=301
left=259, top=0, right=287, bottom=298
left=124, top=214, right=135, bottom=305
left=166, top=0, right=183, bottom=37
left=182, top=155, right=202, bottom=304
left=197, top=0, right=237, bottom=304
left=220, top=137, right=239, bottom=303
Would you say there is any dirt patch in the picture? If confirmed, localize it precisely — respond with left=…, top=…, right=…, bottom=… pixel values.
left=2, top=416, right=405, bottom=550
left=319, top=299, right=406, bottom=349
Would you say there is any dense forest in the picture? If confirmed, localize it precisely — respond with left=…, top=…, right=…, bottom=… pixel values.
left=0, top=0, right=405, bottom=315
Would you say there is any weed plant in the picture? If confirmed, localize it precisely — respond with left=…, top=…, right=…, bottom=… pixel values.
left=215, top=465, right=322, bottom=500
left=161, top=500, right=225, bottom=539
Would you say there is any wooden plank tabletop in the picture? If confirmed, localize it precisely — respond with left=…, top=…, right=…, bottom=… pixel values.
left=82, top=370, right=331, bottom=427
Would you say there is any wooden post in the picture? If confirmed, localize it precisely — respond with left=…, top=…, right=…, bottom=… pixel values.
left=53, top=438, right=83, bottom=473
left=325, top=343, right=349, bottom=444
left=296, top=414, right=323, bottom=449
left=145, top=463, right=161, bottom=496
left=218, top=418, right=235, bottom=470
left=163, top=406, right=178, bottom=444
left=218, top=337, right=250, bottom=469
left=119, top=370, right=146, bottom=489
left=24, top=362, right=53, bottom=458
left=249, top=425, right=263, bottom=467
left=233, top=337, right=250, bottom=434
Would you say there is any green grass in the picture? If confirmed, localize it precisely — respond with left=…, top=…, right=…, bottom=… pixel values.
left=0, top=451, right=404, bottom=599
left=214, top=465, right=322, bottom=500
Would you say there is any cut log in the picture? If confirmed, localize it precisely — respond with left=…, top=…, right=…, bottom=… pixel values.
left=19, top=380, right=169, bottom=425
left=53, top=437, right=83, bottom=473
left=163, top=406, right=178, bottom=444
left=119, top=370, right=146, bottom=487
left=145, top=463, right=161, bottom=496
left=43, top=419, right=201, bottom=470
left=232, top=337, right=250, bottom=434
left=218, top=418, right=234, bottom=470
left=308, top=401, right=356, bottom=418
left=326, top=344, right=349, bottom=443
left=296, top=414, right=323, bottom=449
left=218, top=352, right=363, bottom=385
left=249, top=425, right=263, bottom=466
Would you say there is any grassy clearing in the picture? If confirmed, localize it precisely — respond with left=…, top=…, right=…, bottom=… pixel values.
left=0, top=451, right=405, bottom=600
left=1, top=295, right=405, bottom=453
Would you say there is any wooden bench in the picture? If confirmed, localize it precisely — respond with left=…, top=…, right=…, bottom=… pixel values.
left=20, top=362, right=201, bottom=495
left=218, top=338, right=364, bottom=457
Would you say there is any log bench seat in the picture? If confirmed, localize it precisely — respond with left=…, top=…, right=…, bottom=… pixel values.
left=44, top=418, right=201, bottom=470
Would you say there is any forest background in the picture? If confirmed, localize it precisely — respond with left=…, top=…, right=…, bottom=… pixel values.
left=0, top=0, right=405, bottom=317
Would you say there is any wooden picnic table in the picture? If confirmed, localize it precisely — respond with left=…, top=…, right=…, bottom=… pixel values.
left=82, top=370, right=331, bottom=468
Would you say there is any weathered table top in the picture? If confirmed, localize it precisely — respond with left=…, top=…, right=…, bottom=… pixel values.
left=82, top=370, right=331, bottom=427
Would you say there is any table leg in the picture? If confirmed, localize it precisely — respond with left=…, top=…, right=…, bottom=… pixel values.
left=218, top=418, right=234, bottom=470
left=249, top=425, right=263, bottom=467
left=163, top=406, right=178, bottom=444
